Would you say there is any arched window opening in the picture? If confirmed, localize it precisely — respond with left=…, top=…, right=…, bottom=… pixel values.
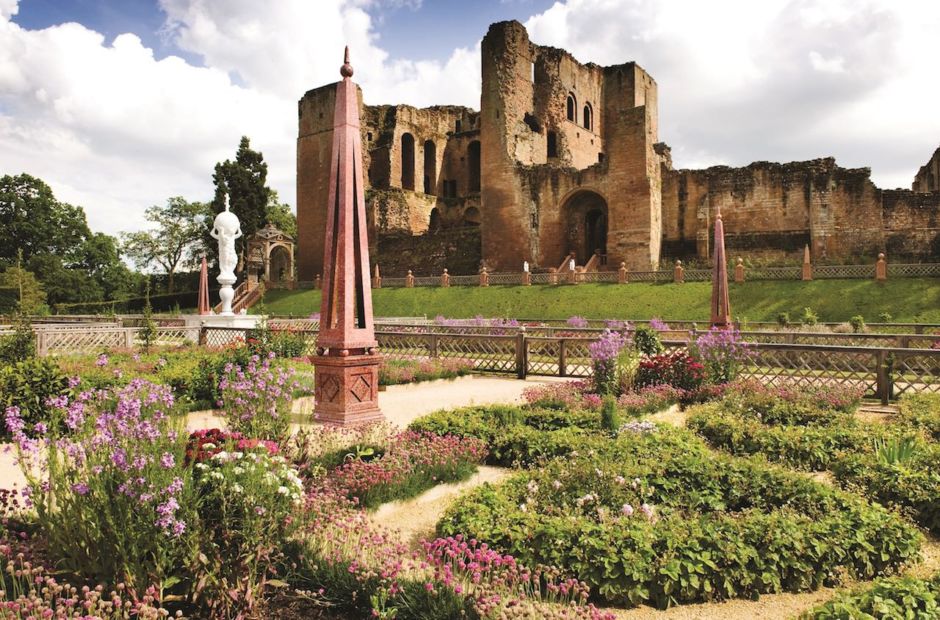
left=455, top=119, right=462, bottom=133
left=463, top=207, right=481, bottom=227
left=566, top=93, right=576, bottom=122
left=429, top=208, right=441, bottom=233
left=547, top=131, right=558, bottom=158
left=468, top=140, right=481, bottom=193
left=400, top=133, right=415, bottom=190
left=423, top=140, right=436, bottom=195
left=583, top=103, right=592, bottom=131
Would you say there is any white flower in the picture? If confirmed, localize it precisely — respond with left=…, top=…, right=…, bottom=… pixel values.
left=277, top=486, right=290, bottom=496
left=231, top=484, right=243, bottom=493
left=552, top=479, right=562, bottom=490
left=519, top=503, right=527, bottom=512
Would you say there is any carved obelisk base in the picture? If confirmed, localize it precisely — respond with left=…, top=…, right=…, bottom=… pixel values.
left=313, top=353, right=383, bottom=426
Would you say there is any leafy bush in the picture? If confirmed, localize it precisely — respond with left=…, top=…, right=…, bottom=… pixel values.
left=0, top=356, right=71, bottom=439
left=636, top=350, right=704, bottom=392
left=439, top=432, right=922, bottom=609
left=522, top=379, right=600, bottom=411
left=896, top=393, right=940, bottom=441
left=801, top=307, right=819, bottom=325
left=833, top=445, right=940, bottom=534
left=0, top=320, right=35, bottom=363
left=600, top=396, right=619, bottom=432
left=804, top=573, right=940, bottom=619
left=776, top=312, right=790, bottom=327
left=688, top=403, right=891, bottom=471
left=849, top=315, right=866, bottom=334
left=632, top=325, right=664, bottom=356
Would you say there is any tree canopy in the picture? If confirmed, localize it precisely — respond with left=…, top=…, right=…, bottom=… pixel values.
left=121, top=197, right=207, bottom=293
left=0, top=174, right=136, bottom=306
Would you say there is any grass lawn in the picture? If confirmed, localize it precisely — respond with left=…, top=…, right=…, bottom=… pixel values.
left=259, top=278, right=940, bottom=323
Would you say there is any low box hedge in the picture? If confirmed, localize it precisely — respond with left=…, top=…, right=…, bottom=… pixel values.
left=804, top=572, right=940, bottom=619
left=438, top=430, right=923, bottom=609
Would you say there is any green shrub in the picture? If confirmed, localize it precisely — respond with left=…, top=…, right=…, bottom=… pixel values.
left=804, top=573, right=940, bottom=619
left=801, top=307, right=819, bottom=326
left=849, top=315, right=866, bottom=334
left=0, top=321, right=35, bottom=363
left=633, top=325, right=664, bottom=356
left=878, top=312, right=893, bottom=323
left=833, top=445, right=940, bottom=535
left=897, top=393, right=940, bottom=441
left=0, top=357, right=70, bottom=438
left=600, top=395, right=620, bottom=433
left=439, top=434, right=922, bottom=609
left=688, top=404, right=889, bottom=471
left=777, top=312, right=790, bottom=327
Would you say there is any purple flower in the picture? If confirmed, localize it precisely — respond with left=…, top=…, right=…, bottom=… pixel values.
left=649, top=318, right=669, bottom=332
left=95, top=353, right=109, bottom=367
left=160, top=452, right=175, bottom=469
left=621, top=503, right=634, bottom=517
left=567, top=316, right=589, bottom=328
left=72, top=482, right=90, bottom=495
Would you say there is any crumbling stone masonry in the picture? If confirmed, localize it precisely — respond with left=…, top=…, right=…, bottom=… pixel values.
left=297, top=20, right=940, bottom=280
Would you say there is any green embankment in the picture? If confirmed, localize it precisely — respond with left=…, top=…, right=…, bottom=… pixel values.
left=259, top=279, right=940, bottom=323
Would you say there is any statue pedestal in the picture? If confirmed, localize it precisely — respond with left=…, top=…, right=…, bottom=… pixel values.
left=217, top=274, right=237, bottom=316
left=313, top=353, right=383, bottom=426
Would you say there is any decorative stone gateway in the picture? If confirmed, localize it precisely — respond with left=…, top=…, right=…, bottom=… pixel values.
left=210, top=196, right=242, bottom=316
left=313, top=48, right=384, bottom=427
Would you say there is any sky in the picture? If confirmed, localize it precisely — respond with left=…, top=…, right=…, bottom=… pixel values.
left=1, top=0, right=939, bottom=238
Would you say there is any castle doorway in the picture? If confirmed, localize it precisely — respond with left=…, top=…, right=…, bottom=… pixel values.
left=563, top=190, right=608, bottom=265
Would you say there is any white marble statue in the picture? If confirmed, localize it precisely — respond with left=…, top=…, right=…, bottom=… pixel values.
left=210, top=195, right=243, bottom=315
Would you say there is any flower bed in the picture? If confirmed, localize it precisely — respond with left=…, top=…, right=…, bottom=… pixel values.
left=804, top=572, right=940, bottom=619
left=379, top=357, right=474, bottom=386
left=322, top=430, right=488, bottom=510
left=690, top=388, right=940, bottom=535
left=438, top=427, right=922, bottom=609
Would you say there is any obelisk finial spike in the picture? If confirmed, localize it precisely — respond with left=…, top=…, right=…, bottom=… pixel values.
left=340, top=46, right=353, bottom=78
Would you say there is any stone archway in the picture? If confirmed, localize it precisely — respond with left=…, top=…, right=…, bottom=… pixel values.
left=562, top=190, right=608, bottom=265
left=268, top=244, right=293, bottom=285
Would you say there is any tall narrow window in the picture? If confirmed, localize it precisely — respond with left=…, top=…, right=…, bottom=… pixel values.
left=400, top=133, right=415, bottom=190
left=583, top=103, right=592, bottom=131
left=547, top=131, right=557, bottom=158
left=468, top=140, right=481, bottom=193
left=423, top=140, right=436, bottom=195
left=455, top=119, right=462, bottom=133
left=566, top=93, right=576, bottom=122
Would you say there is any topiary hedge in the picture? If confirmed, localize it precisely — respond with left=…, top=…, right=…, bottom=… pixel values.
left=438, top=430, right=922, bottom=610
left=687, top=403, right=894, bottom=471
left=804, top=573, right=940, bottom=619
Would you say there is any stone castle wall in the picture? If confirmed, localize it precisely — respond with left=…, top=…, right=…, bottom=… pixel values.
left=297, top=20, right=940, bottom=281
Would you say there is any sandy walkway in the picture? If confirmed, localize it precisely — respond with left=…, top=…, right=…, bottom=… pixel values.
left=371, top=465, right=512, bottom=549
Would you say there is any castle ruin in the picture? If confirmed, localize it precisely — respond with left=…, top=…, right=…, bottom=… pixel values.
left=297, top=21, right=940, bottom=280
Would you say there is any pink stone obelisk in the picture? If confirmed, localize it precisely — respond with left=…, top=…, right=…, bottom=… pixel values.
left=197, top=255, right=211, bottom=316
left=710, top=210, right=731, bottom=328
left=312, top=47, right=384, bottom=426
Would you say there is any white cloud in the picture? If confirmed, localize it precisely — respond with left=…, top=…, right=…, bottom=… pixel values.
left=0, top=0, right=937, bottom=242
left=0, top=0, right=476, bottom=236
left=523, top=0, right=940, bottom=188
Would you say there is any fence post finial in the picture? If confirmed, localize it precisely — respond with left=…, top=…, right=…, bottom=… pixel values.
left=734, top=257, right=745, bottom=283
left=876, top=253, right=887, bottom=281
left=802, top=245, right=812, bottom=281
left=618, top=261, right=629, bottom=284
left=406, top=270, right=415, bottom=288
left=674, top=259, right=684, bottom=284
